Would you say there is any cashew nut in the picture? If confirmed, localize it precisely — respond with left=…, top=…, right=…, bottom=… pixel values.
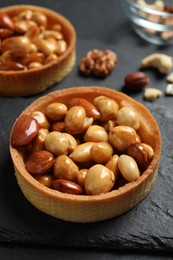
left=144, top=88, right=162, bottom=101
left=141, top=53, right=173, bottom=74
left=165, top=83, right=173, bottom=96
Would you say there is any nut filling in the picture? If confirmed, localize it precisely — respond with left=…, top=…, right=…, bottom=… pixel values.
left=11, top=95, right=154, bottom=195
left=0, top=9, right=68, bottom=70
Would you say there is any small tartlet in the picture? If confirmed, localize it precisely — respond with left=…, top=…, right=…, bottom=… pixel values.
left=10, top=86, right=161, bottom=222
left=0, top=5, right=76, bottom=96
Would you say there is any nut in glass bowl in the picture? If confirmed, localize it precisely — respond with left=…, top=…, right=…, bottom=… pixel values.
left=0, top=5, right=76, bottom=96
left=123, top=0, right=173, bottom=45
left=10, top=86, right=161, bottom=222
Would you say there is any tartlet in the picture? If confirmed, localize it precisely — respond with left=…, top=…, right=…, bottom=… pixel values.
left=0, top=5, right=76, bottom=96
left=10, top=86, right=161, bottom=222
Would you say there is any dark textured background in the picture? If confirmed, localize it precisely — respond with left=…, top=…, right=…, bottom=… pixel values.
left=0, top=0, right=173, bottom=259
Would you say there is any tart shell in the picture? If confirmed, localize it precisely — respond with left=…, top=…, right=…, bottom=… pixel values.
left=10, top=86, right=162, bottom=222
left=0, top=5, right=76, bottom=96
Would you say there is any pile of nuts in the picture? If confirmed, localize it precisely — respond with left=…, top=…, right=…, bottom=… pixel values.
left=11, top=95, right=154, bottom=195
left=0, top=9, right=67, bottom=71
left=136, top=0, right=173, bottom=40
left=79, top=49, right=117, bottom=78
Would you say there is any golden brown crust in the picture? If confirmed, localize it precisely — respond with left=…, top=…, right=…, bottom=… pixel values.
left=0, top=5, right=76, bottom=96
left=10, top=86, right=162, bottom=222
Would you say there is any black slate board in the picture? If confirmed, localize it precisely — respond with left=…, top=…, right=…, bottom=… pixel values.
left=0, top=0, right=173, bottom=254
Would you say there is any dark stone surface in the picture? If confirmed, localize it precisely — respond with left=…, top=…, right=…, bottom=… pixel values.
left=0, top=0, right=173, bottom=258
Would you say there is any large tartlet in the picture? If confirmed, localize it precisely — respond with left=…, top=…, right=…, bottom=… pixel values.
left=10, top=86, right=162, bottom=222
left=0, top=5, right=76, bottom=96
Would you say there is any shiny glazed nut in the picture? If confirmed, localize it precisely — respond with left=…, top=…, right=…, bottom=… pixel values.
left=90, top=142, right=113, bottom=164
left=68, top=98, right=100, bottom=120
left=22, top=52, right=45, bottom=65
left=127, top=143, right=150, bottom=169
left=63, top=133, right=77, bottom=153
left=52, top=179, right=83, bottom=195
left=0, top=12, right=14, bottom=29
left=54, top=155, right=79, bottom=181
left=28, top=128, right=49, bottom=152
left=69, top=142, right=94, bottom=163
left=118, top=155, right=140, bottom=182
left=109, top=126, right=138, bottom=152
left=56, top=40, right=67, bottom=55
left=105, top=154, right=119, bottom=182
left=11, top=114, right=40, bottom=147
left=1, top=36, right=32, bottom=57
left=84, top=164, right=115, bottom=195
left=32, top=11, right=47, bottom=26
left=26, top=150, right=54, bottom=175
left=17, top=9, right=33, bottom=20
left=28, top=62, right=43, bottom=69
left=65, top=106, right=86, bottom=134
left=45, top=102, right=68, bottom=121
left=45, top=131, right=69, bottom=155
left=35, top=174, right=53, bottom=188
left=76, top=169, right=88, bottom=187
left=117, top=107, right=140, bottom=130
left=52, top=121, right=66, bottom=132
left=0, top=28, right=13, bottom=39
left=14, top=20, right=37, bottom=34
left=35, top=39, right=56, bottom=56
left=84, top=125, right=108, bottom=142
left=93, top=96, right=119, bottom=121
left=44, top=53, right=58, bottom=64
left=141, top=143, right=154, bottom=160
left=31, top=111, right=50, bottom=129
left=0, top=61, right=26, bottom=71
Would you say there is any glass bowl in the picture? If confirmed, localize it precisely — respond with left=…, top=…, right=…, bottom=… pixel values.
left=123, top=0, right=173, bottom=45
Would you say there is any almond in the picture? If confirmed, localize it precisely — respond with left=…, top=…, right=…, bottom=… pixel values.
left=11, top=115, right=40, bottom=147
left=52, top=179, right=83, bottom=195
left=125, top=71, right=149, bottom=91
left=26, top=150, right=54, bottom=175
left=68, top=97, right=100, bottom=120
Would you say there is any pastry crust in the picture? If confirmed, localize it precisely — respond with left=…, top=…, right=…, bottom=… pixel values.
left=0, top=5, right=76, bottom=96
left=10, top=86, right=162, bottom=222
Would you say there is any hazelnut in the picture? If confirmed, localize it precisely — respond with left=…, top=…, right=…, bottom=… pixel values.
left=125, top=71, right=149, bottom=91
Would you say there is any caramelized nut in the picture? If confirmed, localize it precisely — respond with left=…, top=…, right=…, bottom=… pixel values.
left=35, top=174, right=53, bottom=188
left=117, top=107, right=140, bottom=130
left=109, top=126, right=138, bottom=152
left=68, top=98, right=100, bottom=120
left=69, top=142, right=94, bottom=163
left=65, top=106, right=86, bottom=134
left=31, top=111, right=50, bottom=129
left=1, top=36, right=32, bottom=57
left=54, top=155, right=79, bottom=181
left=94, top=96, right=119, bottom=121
left=52, top=179, right=83, bottom=195
left=76, top=169, right=88, bottom=187
left=11, top=114, right=40, bottom=147
left=90, top=142, right=113, bottom=164
left=45, top=131, right=69, bottom=155
left=45, top=102, right=67, bottom=121
left=105, top=154, right=120, bottom=182
left=84, top=164, right=115, bottom=195
left=118, top=155, right=140, bottom=182
left=84, top=125, right=108, bottom=142
left=127, top=143, right=150, bottom=169
left=26, top=150, right=54, bottom=175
